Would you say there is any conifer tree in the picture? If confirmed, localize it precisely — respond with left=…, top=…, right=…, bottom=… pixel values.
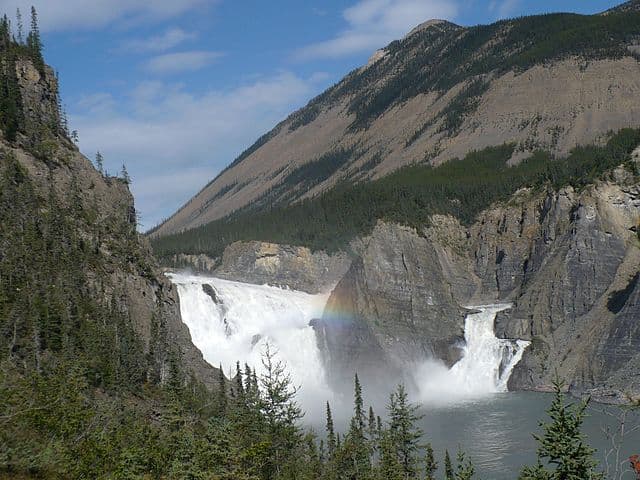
left=368, top=405, right=377, bottom=439
left=326, top=401, right=336, bottom=458
left=378, top=430, right=404, bottom=480
left=121, top=164, right=130, bottom=184
left=95, top=151, right=104, bottom=174
left=26, top=6, right=43, bottom=71
left=342, top=373, right=371, bottom=479
left=387, top=384, right=423, bottom=478
left=215, top=364, right=227, bottom=417
left=445, top=450, right=455, bottom=480
left=259, top=344, right=303, bottom=478
left=15, top=8, right=23, bottom=44
left=519, top=379, right=604, bottom=480
left=455, top=449, right=475, bottom=480
left=424, top=443, right=437, bottom=480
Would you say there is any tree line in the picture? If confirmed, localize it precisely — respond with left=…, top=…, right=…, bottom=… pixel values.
left=151, top=128, right=640, bottom=263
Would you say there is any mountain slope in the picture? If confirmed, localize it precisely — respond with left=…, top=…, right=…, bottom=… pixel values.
left=153, top=5, right=640, bottom=239
left=0, top=27, right=230, bottom=477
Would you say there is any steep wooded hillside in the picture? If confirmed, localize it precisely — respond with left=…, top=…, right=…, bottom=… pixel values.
left=152, top=4, right=640, bottom=243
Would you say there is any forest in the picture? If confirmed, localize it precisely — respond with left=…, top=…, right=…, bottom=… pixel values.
left=151, top=128, right=640, bottom=262
left=1, top=4, right=639, bottom=479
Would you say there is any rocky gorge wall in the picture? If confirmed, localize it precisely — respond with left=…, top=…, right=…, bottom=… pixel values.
left=1, top=56, right=218, bottom=389
left=207, top=162, right=640, bottom=399
left=316, top=165, right=640, bottom=398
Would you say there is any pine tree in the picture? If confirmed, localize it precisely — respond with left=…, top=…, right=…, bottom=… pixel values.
left=519, top=379, right=604, bottom=480
left=424, top=443, right=437, bottom=480
left=326, top=401, right=337, bottom=458
left=342, top=373, right=371, bottom=479
left=387, top=384, right=423, bottom=478
left=259, top=344, right=303, bottom=478
left=26, top=6, right=43, bottom=71
left=455, top=449, right=475, bottom=480
left=121, top=164, right=131, bottom=184
left=15, top=8, right=23, bottom=44
left=368, top=405, right=376, bottom=439
left=378, top=430, right=404, bottom=480
left=215, top=364, right=227, bottom=417
left=95, top=151, right=104, bottom=174
left=351, top=373, right=366, bottom=435
left=445, top=450, right=455, bottom=480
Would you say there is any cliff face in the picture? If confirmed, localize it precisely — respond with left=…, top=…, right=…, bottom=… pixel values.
left=313, top=222, right=468, bottom=391
left=153, top=7, right=640, bottom=237
left=0, top=57, right=217, bottom=389
left=172, top=241, right=350, bottom=293
left=316, top=168, right=640, bottom=397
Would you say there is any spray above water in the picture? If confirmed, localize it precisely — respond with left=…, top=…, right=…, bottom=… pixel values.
left=416, top=304, right=530, bottom=405
left=168, top=273, right=333, bottom=410
left=169, top=273, right=530, bottom=411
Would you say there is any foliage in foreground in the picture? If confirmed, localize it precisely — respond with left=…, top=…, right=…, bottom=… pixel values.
left=519, top=380, right=604, bottom=480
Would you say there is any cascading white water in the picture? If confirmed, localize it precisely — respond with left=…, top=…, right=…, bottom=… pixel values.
left=168, top=273, right=332, bottom=408
left=169, top=272, right=530, bottom=408
left=450, top=304, right=530, bottom=393
left=416, top=304, right=530, bottom=403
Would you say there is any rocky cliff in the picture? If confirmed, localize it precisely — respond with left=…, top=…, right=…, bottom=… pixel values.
left=171, top=241, right=350, bottom=293
left=0, top=55, right=217, bottom=389
left=315, top=164, right=640, bottom=398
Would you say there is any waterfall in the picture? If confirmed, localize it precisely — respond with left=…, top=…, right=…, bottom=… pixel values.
left=450, top=304, right=530, bottom=393
left=169, top=273, right=530, bottom=408
left=168, top=273, right=332, bottom=408
left=416, top=304, right=530, bottom=403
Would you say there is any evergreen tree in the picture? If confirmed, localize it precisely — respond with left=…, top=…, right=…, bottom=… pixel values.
left=424, top=443, right=437, bottom=480
left=326, top=401, right=337, bottom=458
left=455, top=449, right=475, bottom=480
left=387, top=384, right=423, bottom=478
left=259, top=344, right=303, bottom=478
left=26, top=6, right=43, bottom=71
left=215, top=364, right=227, bottom=417
left=368, top=405, right=377, bottom=440
left=351, top=373, right=366, bottom=435
left=378, top=430, right=404, bottom=480
left=95, top=151, right=104, bottom=174
left=445, top=450, right=455, bottom=480
left=121, top=164, right=131, bottom=184
left=341, top=373, right=372, bottom=479
left=519, top=379, right=604, bottom=480
left=15, top=8, right=23, bottom=44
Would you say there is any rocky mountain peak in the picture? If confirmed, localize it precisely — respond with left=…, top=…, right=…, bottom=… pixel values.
left=605, top=0, right=640, bottom=13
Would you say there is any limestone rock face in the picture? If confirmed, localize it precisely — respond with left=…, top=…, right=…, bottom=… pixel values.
left=316, top=176, right=640, bottom=397
left=213, top=241, right=350, bottom=293
left=315, top=222, right=467, bottom=391
left=15, top=60, right=60, bottom=134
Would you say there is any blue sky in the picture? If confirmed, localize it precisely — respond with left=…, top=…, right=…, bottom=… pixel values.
left=0, top=0, right=623, bottom=229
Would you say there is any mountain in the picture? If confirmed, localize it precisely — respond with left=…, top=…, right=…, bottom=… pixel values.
left=152, top=5, right=640, bottom=241
left=0, top=21, right=230, bottom=476
left=149, top=3, right=640, bottom=401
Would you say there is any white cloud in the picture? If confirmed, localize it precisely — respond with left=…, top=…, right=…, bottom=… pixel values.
left=143, top=50, right=223, bottom=74
left=122, top=28, right=197, bottom=53
left=295, top=0, right=458, bottom=60
left=0, top=0, right=213, bottom=32
left=70, top=72, right=319, bottom=229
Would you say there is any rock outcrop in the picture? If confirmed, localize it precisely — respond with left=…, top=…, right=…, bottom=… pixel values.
left=175, top=240, right=350, bottom=293
left=313, top=222, right=467, bottom=391
left=1, top=56, right=218, bottom=389
left=316, top=172, right=640, bottom=397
